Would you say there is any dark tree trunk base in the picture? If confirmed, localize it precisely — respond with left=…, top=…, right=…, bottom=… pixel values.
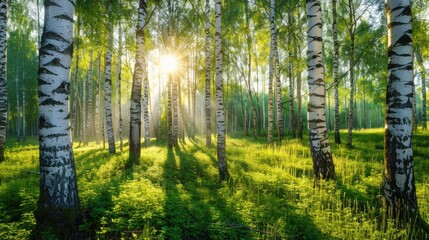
left=32, top=205, right=81, bottom=240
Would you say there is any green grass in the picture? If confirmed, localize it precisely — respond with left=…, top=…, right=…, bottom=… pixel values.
left=0, top=129, right=428, bottom=239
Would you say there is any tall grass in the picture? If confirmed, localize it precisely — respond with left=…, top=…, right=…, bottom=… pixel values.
left=0, top=129, right=428, bottom=239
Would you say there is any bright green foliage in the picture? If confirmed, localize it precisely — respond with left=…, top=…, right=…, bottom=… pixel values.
left=1, top=131, right=428, bottom=239
left=7, top=0, right=38, bottom=138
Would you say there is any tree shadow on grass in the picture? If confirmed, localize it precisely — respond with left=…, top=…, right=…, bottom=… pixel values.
left=79, top=180, right=118, bottom=239
left=162, top=146, right=252, bottom=239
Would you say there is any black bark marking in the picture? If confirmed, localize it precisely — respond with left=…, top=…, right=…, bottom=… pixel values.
left=52, top=81, right=69, bottom=95
left=44, top=31, right=69, bottom=43
left=40, top=115, right=55, bottom=129
left=395, top=34, right=412, bottom=46
left=38, top=78, right=50, bottom=86
left=40, top=98, right=65, bottom=106
left=45, top=133, right=68, bottom=139
left=41, top=43, right=60, bottom=53
left=54, top=14, right=74, bottom=23
left=39, top=49, right=54, bottom=57
left=38, top=67, right=57, bottom=76
left=46, top=58, right=67, bottom=69
left=38, top=91, right=49, bottom=98
left=61, top=43, right=73, bottom=56
left=45, top=0, right=61, bottom=8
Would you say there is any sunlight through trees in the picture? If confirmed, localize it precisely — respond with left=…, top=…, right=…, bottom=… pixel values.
left=0, top=0, right=428, bottom=238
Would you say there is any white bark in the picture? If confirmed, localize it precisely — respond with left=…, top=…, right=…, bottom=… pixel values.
left=36, top=0, right=79, bottom=233
left=116, top=27, right=123, bottom=151
left=332, top=0, right=341, bottom=144
left=215, top=0, right=228, bottom=180
left=383, top=0, right=417, bottom=217
left=267, top=0, right=275, bottom=144
left=104, top=12, right=116, bottom=154
left=87, top=50, right=93, bottom=144
left=95, top=52, right=101, bottom=144
left=82, top=56, right=86, bottom=145
left=142, top=54, right=150, bottom=147
left=129, top=0, right=147, bottom=159
left=306, top=0, right=335, bottom=181
left=205, top=0, right=212, bottom=147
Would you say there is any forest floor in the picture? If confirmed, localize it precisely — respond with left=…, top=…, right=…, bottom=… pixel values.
left=0, top=129, right=428, bottom=239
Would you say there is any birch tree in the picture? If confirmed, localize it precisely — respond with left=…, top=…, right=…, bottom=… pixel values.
left=332, top=0, right=341, bottom=144
left=215, top=0, right=229, bottom=181
left=0, top=0, right=7, bottom=161
left=87, top=50, right=93, bottom=144
left=71, top=21, right=80, bottom=139
left=172, top=74, right=179, bottom=147
left=104, top=5, right=116, bottom=154
left=274, top=39, right=283, bottom=141
left=117, top=26, right=124, bottom=151
left=16, top=73, right=20, bottom=142
left=205, top=0, right=211, bottom=147
left=346, top=0, right=357, bottom=147
left=35, top=0, right=80, bottom=237
left=267, top=0, right=275, bottom=144
left=306, top=0, right=335, bottom=181
left=142, top=55, right=150, bottom=147
left=129, top=0, right=147, bottom=159
left=167, top=74, right=173, bottom=148
left=95, top=51, right=101, bottom=144
left=82, top=54, right=87, bottom=145
left=288, top=13, right=295, bottom=139
left=383, top=0, right=418, bottom=225
left=244, top=0, right=258, bottom=140
left=415, top=49, right=427, bottom=130
left=296, top=4, right=303, bottom=139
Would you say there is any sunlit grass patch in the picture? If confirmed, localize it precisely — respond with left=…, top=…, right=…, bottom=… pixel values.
left=1, top=129, right=428, bottom=239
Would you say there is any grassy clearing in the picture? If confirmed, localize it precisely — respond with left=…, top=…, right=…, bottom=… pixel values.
left=0, top=129, right=428, bottom=239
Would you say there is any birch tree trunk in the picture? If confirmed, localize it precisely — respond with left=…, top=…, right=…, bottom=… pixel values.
left=347, top=0, right=356, bottom=147
left=104, top=11, right=116, bottom=154
left=215, top=0, right=229, bottom=181
left=35, top=0, right=80, bottom=237
left=16, top=73, right=20, bottom=142
left=178, top=77, right=185, bottom=142
left=71, top=21, right=80, bottom=140
left=306, top=0, right=335, bottom=182
left=288, top=13, right=295, bottom=139
left=383, top=0, right=418, bottom=224
left=167, top=74, right=173, bottom=148
left=205, top=0, right=212, bottom=147
left=296, top=43, right=303, bottom=139
left=267, top=0, right=275, bottom=144
left=142, top=54, right=150, bottom=147
left=82, top=56, right=87, bottom=145
left=95, top=52, right=101, bottom=144
left=274, top=38, right=284, bottom=141
left=0, top=0, right=7, bottom=161
left=245, top=0, right=258, bottom=139
left=172, top=75, right=179, bottom=147
left=289, top=62, right=295, bottom=138
left=192, top=62, right=197, bottom=139
left=332, top=0, right=341, bottom=144
left=116, top=27, right=123, bottom=151
left=416, top=50, right=427, bottom=130
left=129, top=0, right=147, bottom=159
left=157, top=65, right=162, bottom=141
left=22, top=83, right=26, bottom=143
left=87, top=50, right=93, bottom=143
left=412, top=76, right=417, bottom=131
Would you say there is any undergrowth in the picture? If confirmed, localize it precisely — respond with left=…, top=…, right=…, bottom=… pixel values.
left=0, top=129, right=428, bottom=239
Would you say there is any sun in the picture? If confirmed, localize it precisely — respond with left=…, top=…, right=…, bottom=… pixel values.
left=159, top=54, right=179, bottom=73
